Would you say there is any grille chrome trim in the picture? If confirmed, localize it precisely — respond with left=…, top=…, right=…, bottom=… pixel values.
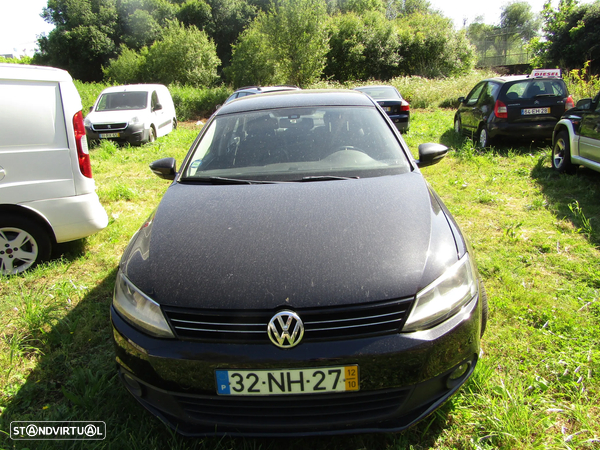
left=162, top=297, right=413, bottom=343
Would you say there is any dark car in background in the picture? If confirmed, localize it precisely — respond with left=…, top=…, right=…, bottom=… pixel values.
left=454, top=70, right=574, bottom=147
left=354, top=85, right=410, bottom=132
left=552, top=90, right=600, bottom=174
left=111, top=90, right=487, bottom=437
left=223, top=85, right=301, bottom=104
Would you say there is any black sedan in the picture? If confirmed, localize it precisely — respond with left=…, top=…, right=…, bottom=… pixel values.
left=111, top=90, right=487, bottom=437
left=354, top=85, right=410, bottom=132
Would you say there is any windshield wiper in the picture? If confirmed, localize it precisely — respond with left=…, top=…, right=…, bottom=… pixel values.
left=195, top=176, right=283, bottom=185
left=299, top=176, right=359, bottom=182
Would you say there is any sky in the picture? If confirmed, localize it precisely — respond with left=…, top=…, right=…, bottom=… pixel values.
left=0, top=0, right=593, bottom=58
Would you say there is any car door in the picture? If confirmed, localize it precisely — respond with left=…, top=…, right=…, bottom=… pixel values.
left=151, top=90, right=168, bottom=137
left=460, top=82, right=486, bottom=134
left=579, top=95, right=600, bottom=163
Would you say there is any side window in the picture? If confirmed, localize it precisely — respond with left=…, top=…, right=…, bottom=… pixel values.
left=465, top=83, right=485, bottom=106
left=479, top=82, right=499, bottom=107
left=151, top=91, right=159, bottom=110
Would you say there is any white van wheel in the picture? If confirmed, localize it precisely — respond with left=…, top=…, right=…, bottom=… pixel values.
left=149, top=127, right=156, bottom=143
left=0, top=216, right=51, bottom=275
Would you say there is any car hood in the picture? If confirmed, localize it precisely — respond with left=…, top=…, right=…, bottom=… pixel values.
left=120, top=173, right=460, bottom=309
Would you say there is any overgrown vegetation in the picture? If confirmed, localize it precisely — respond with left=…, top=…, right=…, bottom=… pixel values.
left=1, top=72, right=599, bottom=449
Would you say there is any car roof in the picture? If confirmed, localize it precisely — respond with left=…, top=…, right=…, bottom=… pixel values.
left=217, top=89, right=376, bottom=114
left=235, top=85, right=300, bottom=93
left=100, top=84, right=168, bottom=94
left=0, top=63, right=73, bottom=82
left=484, top=75, right=564, bottom=84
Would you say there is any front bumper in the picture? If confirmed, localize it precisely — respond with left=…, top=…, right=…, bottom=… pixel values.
left=111, top=294, right=482, bottom=436
left=85, top=123, right=146, bottom=144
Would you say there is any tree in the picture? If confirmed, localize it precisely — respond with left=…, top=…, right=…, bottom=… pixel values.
left=225, top=14, right=283, bottom=87
left=144, top=20, right=221, bottom=86
left=531, top=0, right=600, bottom=72
left=228, top=0, right=329, bottom=87
left=33, top=0, right=119, bottom=81
left=397, top=13, right=474, bottom=77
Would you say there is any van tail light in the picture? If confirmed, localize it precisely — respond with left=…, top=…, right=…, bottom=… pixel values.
left=566, top=95, right=575, bottom=110
left=494, top=99, right=508, bottom=119
left=73, top=111, right=93, bottom=178
left=400, top=100, right=410, bottom=112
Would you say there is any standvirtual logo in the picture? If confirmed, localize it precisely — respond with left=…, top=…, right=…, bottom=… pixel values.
left=10, top=421, right=106, bottom=440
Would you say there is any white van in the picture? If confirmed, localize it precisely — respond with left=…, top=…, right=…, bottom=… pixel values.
left=84, top=84, right=177, bottom=145
left=0, top=63, right=108, bottom=275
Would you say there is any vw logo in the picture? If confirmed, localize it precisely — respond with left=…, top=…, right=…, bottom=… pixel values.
left=267, top=310, right=304, bottom=348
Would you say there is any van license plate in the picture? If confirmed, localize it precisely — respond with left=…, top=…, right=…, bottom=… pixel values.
left=522, top=107, right=550, bottom=115
left=99, top=133, right=120, bottom=138
left=216, top=365, right=359, bottom=396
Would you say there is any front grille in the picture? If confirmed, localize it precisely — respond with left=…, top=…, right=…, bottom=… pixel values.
left=174, top=388, right=408, bottom=429
left=162, top=297, right=413, bottom=343
left=92, top=123, right=128, bottom=131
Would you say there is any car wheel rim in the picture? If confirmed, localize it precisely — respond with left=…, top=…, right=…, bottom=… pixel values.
left=479, top=129, right=487, bottom=147
left=0, top=227, right=39, bottom=275
left=553, top=140, right=565, bottom=168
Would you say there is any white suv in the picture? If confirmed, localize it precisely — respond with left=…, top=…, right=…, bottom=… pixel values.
left=0, top=64, right=108, bottom=275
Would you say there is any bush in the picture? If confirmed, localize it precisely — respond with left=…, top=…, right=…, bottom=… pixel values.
left=169, top=85, right=231, bottom=120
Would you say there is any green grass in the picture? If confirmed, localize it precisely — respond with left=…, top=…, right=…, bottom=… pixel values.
left=1, top=108, right=599, bottom=449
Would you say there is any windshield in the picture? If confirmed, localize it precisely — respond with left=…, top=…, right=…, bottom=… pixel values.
left=356, top=87, right=400, bottom=100
left=96, top=92, right=148, bottom=111
left=182, top=106, right=411, bottom=182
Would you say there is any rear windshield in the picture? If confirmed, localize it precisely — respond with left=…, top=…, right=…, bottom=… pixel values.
left=96, top=92, right=148, bottom=111
left=504, top=79, right=567, bottom=100
left=182, top=106, right=410, bottom=182
left=356, top=87, right=401, bottom=100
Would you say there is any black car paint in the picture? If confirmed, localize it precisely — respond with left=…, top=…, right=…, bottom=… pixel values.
left=121, top=175, right=460, bottom=310
left=112, top=90, right=483, bottom=436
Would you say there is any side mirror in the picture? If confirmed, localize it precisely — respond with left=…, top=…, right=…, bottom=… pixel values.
left=89, top=106, right=94, bottom=113
left=416, top=143, right=448, bottom=168
left=153, top=103, right=163, bottom=112
left=576, top=98, right=592, bottom=110
left=150, top=157, right=176, bottom=180
left=458, top=97, right=465, bottom=104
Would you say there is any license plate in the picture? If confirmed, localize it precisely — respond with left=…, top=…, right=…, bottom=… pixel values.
left=383, top=106, right=392, bottom=112
left=99, top=132, right=120, bottom=138
left=522, top=107, right=550, bottom=115
left=215, top=365, right=359, bottom=396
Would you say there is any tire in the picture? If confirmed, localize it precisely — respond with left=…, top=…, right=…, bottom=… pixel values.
left=0, top=215, right=51, bottom=275
left=454, top=116, right=462, bottom=134
left=148, top=126, right=156, bottom=143
left=172, top=118, right=178, bottom=130
left=477, top=125, right=490, bottom=148
left=552, top=130, right=575, bottom=174
left=479, top=280, right=489, bottom=337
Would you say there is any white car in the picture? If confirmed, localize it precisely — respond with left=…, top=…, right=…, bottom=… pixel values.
left=85, top=84, right=177, bottom=145
left=0, top=63, right=108, bottom=275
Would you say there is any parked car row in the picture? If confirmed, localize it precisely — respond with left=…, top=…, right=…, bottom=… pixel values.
left=455, top=69, right=600, bottom=175
left=454, top=69, right=574, bottom=148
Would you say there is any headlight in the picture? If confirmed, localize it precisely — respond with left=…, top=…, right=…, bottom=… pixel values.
left=403, top=254, right=477, bottom=332
left=84, top=117, right=91, bottom=127
left=113, top=271, right=174, bottom=338
left=130, top=116, right=140, bottom=125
